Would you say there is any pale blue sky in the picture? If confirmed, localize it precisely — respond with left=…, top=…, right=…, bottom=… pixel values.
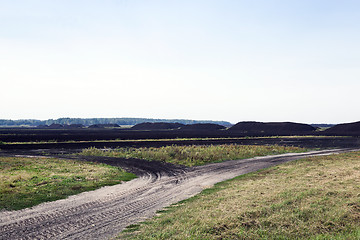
left=1, top=0, right=359, bottom=124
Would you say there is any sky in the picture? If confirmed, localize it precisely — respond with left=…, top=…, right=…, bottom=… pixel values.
left=1, top=0, right=359, bottom=124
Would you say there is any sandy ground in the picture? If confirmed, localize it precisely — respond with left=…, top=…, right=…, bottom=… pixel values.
left=0, top=148, right=358, bottom=240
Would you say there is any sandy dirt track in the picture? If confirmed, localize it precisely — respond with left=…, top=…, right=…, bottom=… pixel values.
left=0, top=148, right=358, bottom=240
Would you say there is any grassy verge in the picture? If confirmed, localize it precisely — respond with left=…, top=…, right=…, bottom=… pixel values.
left=0, top=157, right=136, bottom=210
left=79, top=144, right=305, bottom=167
left=119, top=151, right=360, bottom=239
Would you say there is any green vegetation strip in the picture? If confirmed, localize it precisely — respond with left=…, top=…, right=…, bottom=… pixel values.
left=119, top=151, right=360, bottom=240
left=0, top=157, right=136, bottom=210
left=80, top=144, right=305, bottom=167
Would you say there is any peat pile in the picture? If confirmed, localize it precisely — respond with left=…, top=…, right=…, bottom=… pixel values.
left=324, top=121, right=360, bottom=136
left=64, top=124, right=84, bottom=129
left=47, top=124, right=63, bottom=129
left=228, top=121, right=316, bottom=136
left=88, top=124, right=120, bottom=128
left=131, top=122, right=185, bottom=130
left=179, top=123, right=226, bottom=131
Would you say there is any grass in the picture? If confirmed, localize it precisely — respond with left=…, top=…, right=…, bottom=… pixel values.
left=119, top=151, right=360, bottom=239
left=0, top=156, right=136, bottom=210
left=79, top=144, right=306, bottom=167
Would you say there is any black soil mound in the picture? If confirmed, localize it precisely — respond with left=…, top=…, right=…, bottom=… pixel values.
left=37, top=124, right=49, bottom=129
left=324, top=121, right=360, bottom=136
left=179, top=123, right=226, bottom=131
left=88, top=124, right=120, bottom=128
left=64, top=124, right=84, bottom=129
left=47, top=124, right=64, bottom=129
left=131, top=122, right=185, bottom=130
left=228, top=121, right=316, bottom=135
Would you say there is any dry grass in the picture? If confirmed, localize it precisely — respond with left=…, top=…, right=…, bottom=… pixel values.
left=120, top=151, right=360, bottom=239
left=0, top=157, right=136, bottom=210
left=80, top=144, right=305, bottom=167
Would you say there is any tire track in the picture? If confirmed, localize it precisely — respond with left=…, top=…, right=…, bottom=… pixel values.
left=1, top=148, right=359, bottom=240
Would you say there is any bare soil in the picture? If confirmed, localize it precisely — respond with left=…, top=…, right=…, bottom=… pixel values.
left=228, top=121, right=316, bottom=134
left=2, top=126, right=359, bottom=144
left=131, top=122, right=184, bottom=130
left=179, top=123, right=226, bottom=131
left=1, top=136, right=360, bottom=151
left=1, top=148, right=359, bottom=240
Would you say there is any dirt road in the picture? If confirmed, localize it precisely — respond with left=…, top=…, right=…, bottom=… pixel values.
left=0, top=148, right=358, bottom=240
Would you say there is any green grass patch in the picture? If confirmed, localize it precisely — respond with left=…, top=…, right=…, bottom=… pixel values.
left=0, top=157, right=136, bottom=210
left=119, top=151, right=360, bottom=239
left=79, top=144, right=305, bottom=167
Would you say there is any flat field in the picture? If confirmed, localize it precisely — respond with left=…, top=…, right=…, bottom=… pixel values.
left=0, top=128, right=359, bottom=151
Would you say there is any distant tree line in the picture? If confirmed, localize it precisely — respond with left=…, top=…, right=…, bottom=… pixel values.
left=0, top=118, right=232, bottom=127
left=0, top=119, right=43, bottom=127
